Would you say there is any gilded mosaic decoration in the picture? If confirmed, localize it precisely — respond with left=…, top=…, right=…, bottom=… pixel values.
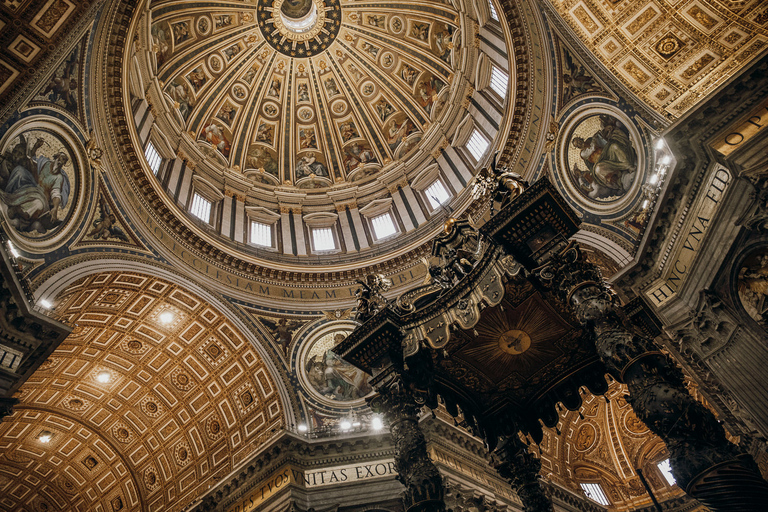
left=567, top=114, right=637, bottom=201
left=0, top=128, right=76, bottom=237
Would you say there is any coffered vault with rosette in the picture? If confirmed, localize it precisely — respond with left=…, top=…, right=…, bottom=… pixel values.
left=128, top=0, right=519, bottom=276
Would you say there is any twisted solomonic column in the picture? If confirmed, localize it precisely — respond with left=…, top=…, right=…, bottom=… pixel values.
left=368, top=382, right=446, bottom=512
left=491, top=434, right=553, bottom=512
left=538, top=243, right=768, bottom=512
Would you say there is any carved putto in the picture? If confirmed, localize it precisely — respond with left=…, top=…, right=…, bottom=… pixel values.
left=472, top=153, right=529, bottom=215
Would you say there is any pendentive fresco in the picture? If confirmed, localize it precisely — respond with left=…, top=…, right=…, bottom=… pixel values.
left=0, top=128, right=76, bottom=238
left=738, top=247, right=768, bottom=326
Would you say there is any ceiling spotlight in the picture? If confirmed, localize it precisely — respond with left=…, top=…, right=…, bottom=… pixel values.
left=649, top=174, right=659, bottom=185
left=159, top=312, right=174, bottom=324
left=340, top=420, right=352, bottom=430
left=352, top=421, right=361, bottom=427
left=96, top=371, right=112, bottom=383
left=39, top=299, right=52, bottom=310
left=655, top=138, right=665, bottom=150
left=660, top=155, right=671, bottom=165
left=297, top=424, right=308, bottom=432
left=371, top=417, right=383, bottom=430
left=37, top=430, right=53, bottom=443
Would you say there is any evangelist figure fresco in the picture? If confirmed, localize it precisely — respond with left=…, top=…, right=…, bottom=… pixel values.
left=738, top=248, right=768, bottom=326
left=568, top=114, right=637, bottom=201
left=305, top=332, right=372, bottom=402
left=0, top=130, right=75, bottom=236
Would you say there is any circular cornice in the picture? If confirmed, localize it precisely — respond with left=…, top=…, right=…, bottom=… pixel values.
left=96, top=0, right=541, bottom=302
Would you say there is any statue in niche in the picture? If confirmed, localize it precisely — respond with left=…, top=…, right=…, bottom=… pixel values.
left=738, top=248, right=768, bottom=325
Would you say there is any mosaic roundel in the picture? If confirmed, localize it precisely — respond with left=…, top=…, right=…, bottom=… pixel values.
left=566, top=114, right=638, bottom=202
left=300, top=324, right=372, bottom=404
left=258, top=0, right=342, bottom=57
left=0, top=127, right=77, bottom=239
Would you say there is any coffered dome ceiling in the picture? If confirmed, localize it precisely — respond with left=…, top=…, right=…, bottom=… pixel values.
left=114, top=0, right=530, bottom=289
left=148, top=0, right=463, bottom=187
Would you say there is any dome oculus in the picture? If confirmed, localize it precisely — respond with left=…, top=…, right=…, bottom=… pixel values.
left=259, top=0, right=342, bottom=57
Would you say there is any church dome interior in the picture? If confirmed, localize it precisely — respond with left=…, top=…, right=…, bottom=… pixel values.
left=0, top=0, right=767, bottom=511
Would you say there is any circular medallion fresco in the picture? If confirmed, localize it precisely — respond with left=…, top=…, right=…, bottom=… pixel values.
left=566, top=114, right=638, bottom=202
left=258, top=0, right=342, bottom=57
left=301, top=326, right=372, bottom=404
left=737, top=247, right=768, bottom=325
left=0, top=127, right=78, bottom=240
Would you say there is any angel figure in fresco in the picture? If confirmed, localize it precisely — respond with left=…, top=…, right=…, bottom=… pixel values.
left=268, top=78, right=282, bottom=98
left=186, top=67, right=207, bottom=93
left=434, top=25, right=455, bottom=63
left=168, top=78, right=195, bottom=120
left=343, top=143, right=375, bottom=173
left=417, top=77, right=443, bottom=114
left=40, top=47, right=79, bottom=114
left=738, top=252, right=768, bottom=325
left=202, top=122, right=231, bottom=157
left=571, top=115, right=637, bottom=200
left=325, top=78, right=340, bottom=97
left=255, top=122, right=274, bottom=145
left=260, top=317, right=303, bottom=353
left=339, top=121, right=358, bottom=143
left=151, top=23, right=170, bottom=68
left=297, top=83, right=311, bottom=102
left=375, top=99, right=394, bottom=122
left=386, top=118, right=416, bottom=151
left=401, top=64, right=419, bottom=87
left=0, top=135, right=71, bottom=234
left=296, top=154, right=328, bottom=178
left=411, top=23, right=429, bottom=42
left=216, top=103, right=236, bottom=125
left=300, top=128, right=317, bottom=149
left=87, top=196, right=129, bottom=241
left=246, top=146, right=279, bottom=178
left=172, top=21, right=191, bottom=45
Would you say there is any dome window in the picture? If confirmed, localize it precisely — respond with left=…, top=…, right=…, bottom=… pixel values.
left=144, top=141, right=162, bottom=175
left=657, top=459, right=676, bottom=486
left=425, top=179, right=451, bottom=210
left=250, top=221, right=273, bottom=248
left=490, top=66, right=509, bottom=98
left=312, top=227, right=336, bottom=252
left=190, top=193, right=212, bottom=224
left=467, top=129, right=490, bottom=162
left=489, top=0, right=499, bottom=21
left=580, top=483, right=610, bottom=506
left=371, top=213, right=397, bottom=241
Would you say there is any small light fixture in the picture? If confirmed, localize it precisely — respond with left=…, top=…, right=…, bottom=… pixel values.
left=96, top=371, right=112, bottom=383
left=660, top=155, right=671, bottom=165
left=297, top=424, right=308, bottom=432
left=649, top=174, right=659, bottom=185
left=371, top=416, right=383, bottom=430
left=159, top=311, right=174, bottom=324
left=642, top=199, right=650, bottom=209
left=352, top=421, right=361, bottom=427
left=39, top=299, right=52, bottom=310
left=655, top=138, right=665, bottom=150
left=340, top=420, right=352, bottom=430
left=37, top=430, right=53, bottom=443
